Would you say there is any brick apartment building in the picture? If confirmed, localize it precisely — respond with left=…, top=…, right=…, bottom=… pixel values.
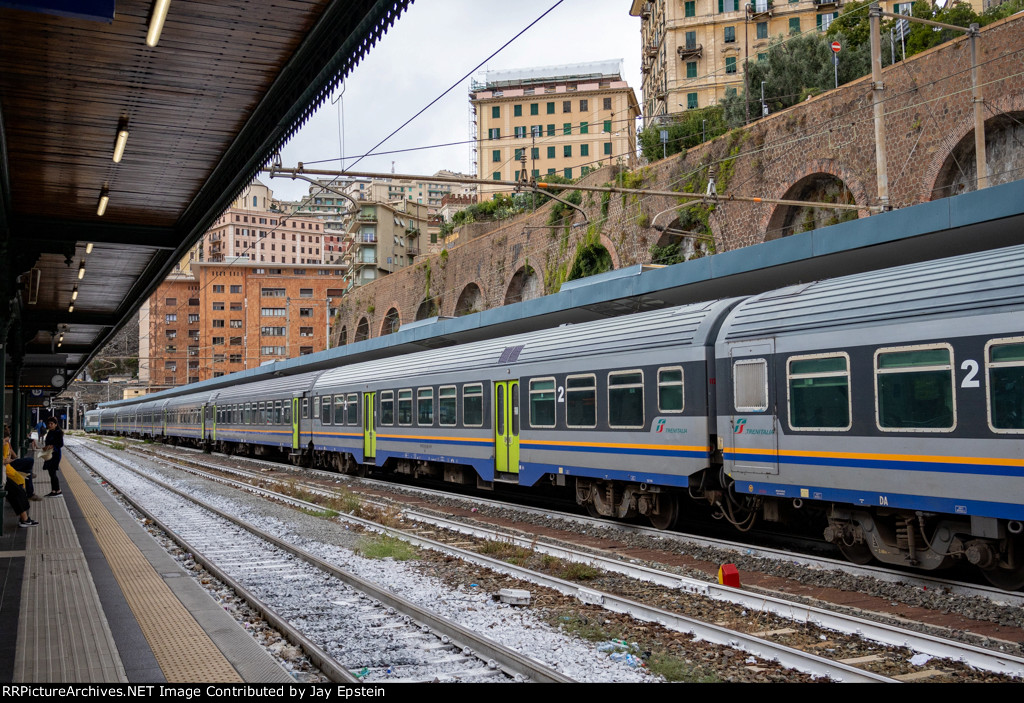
left=139, top=261, right=346, bottom=389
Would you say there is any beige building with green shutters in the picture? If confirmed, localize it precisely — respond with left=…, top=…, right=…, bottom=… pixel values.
left=629, top=0, right=985, bottom=122
left=470, top=60, right=640, bottom=199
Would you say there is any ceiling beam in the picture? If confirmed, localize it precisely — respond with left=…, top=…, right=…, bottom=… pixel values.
left=9, top=216, right=178, bottom=250
left=27, top=311, right=119, bottom=328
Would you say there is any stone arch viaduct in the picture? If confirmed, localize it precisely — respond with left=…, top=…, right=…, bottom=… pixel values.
left=334, top=14, right=1024, bottom=346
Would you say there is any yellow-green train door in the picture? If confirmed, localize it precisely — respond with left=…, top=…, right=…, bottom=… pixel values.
left=494, top=380, right=520, bottom=474
left=363, top=392, right=376, bottom=460
left=291, top=397, right=300, bottom=450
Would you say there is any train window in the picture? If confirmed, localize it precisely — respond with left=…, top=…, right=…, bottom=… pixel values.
left=439, top=386, right=457, bottom=426
left=463, top=384, right=483, bottom=427
left=875, top=345, right=956, bottom=431
left=733, top=359, right=768, bottom=412
left=302, top=399, right=308, bottom=419
left=283, top=401, right=291, bottom=424
left=566, top=374, right=597, bottom=428
left=657, top=367, right=684, bottom=413
left=530, top=378, right=556, bottom=428
left=398, top=389, right=413, bottom=425
left=334, top=395, right=345, bottom=425
left=986, top=337, right=1024, bottom=433
left=257, top=402, right=265, bottom=424
left=322, top=397, right=333, bottom=424
left=380, top=391, right=395, bottom=425
left=313, top=396, right=320, bottom=419
left=787, top=354, right=851, bottom=431
left=418, top=388, right=434, bottom=425
left=346, top=394, right=359, bottom=425
left=608, top=371, right=644, bottom=428
left=275, top=401, right=283, bottom=424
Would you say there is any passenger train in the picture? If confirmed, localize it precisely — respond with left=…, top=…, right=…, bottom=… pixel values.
left=86, top=244, right=1024, bottom=588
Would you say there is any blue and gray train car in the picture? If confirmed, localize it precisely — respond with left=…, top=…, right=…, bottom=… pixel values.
left=85, top=245, right=1024, bottom=586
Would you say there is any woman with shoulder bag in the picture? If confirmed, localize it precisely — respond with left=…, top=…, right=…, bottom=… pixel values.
left=42, top=418, right=63, bottom=497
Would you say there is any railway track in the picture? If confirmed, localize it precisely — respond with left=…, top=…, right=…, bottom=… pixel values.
left=115, top=436, right=1024, bottom=606
left=69, top=441, right=574, bottom=684
left=81, top=437, right=1024, bottom=682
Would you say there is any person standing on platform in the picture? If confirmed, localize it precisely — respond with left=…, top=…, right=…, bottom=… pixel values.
left=3, top=431, right=39, bottom=526
left=42, top=417, right=63, bottom=497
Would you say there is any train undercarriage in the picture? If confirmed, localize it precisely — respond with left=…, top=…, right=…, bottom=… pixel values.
left=824, top=507, right=1024, bottom=589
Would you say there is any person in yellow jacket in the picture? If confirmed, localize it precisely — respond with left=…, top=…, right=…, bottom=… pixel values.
left=3, top=430, right=38, bottom=527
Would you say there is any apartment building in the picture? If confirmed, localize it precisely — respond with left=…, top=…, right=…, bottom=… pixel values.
left=630, top=0, right=987, bottom=122
left=345, top=199, right=428, bottom=289
left=140, top=262, right=346, bottom=388
left=201, top=180, right=327, bottom=266
left=140, top=272, right=203, bottom=388
left=470, top=60, right=640, bottom=199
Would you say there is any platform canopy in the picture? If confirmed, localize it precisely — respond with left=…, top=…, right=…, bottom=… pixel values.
left=0, top=0, right=411, bottom=387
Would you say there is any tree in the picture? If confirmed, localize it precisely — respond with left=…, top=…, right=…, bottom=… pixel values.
left=905, top=1, right=979, bottom=55
left=638, top=106, right=728, bottom=161
left=723, top=30, right=869, bottom=126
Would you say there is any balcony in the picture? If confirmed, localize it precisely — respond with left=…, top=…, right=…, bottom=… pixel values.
left=813, top=0, right=840, bottom=5
left=747, top=0, right=773, bottom=16
left=645, top=44, right=658, bottom=59
left=677, top=43, right=703, bottom=60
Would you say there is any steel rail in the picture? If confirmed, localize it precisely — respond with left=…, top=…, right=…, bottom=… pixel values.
left=74, top=441, right=574, bottom=684
left=101, top=443, right=895, bottom=682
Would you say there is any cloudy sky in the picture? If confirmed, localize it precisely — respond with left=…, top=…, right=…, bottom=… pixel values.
left=271, top=0, right=641, bottom=201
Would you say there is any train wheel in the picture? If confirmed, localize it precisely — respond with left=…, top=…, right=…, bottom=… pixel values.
left=585, top=502, right=603, bottom=519
left=838, top=541, right=874, bottom=565
left=648, top=495, right=679, bottom=530
left=982, top=564, right=1024, bottom=591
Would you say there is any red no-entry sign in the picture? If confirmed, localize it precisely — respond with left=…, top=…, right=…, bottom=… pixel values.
left=831, top=41, right=841, bottom=53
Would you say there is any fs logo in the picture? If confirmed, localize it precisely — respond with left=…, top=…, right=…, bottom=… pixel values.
left=734, top=418, right=747, bottom=434
left=655, top=419, right=666, bottom=433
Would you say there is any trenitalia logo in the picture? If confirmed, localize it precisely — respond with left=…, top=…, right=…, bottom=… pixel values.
left=734, top=418, right=775, bottom=435
left=652, top=419, right=688, bottom=434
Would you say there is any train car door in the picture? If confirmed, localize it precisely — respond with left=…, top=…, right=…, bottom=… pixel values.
left=493, top=380, right=520, bottom=474
left=291, top=397, right=300, bottom=450
left=726, top=339, right=779, bottom=476
left=201, top=403, right=208, bottom=440
left=211, top=404, right=217, bottom=442
left=363, top=392, right=376, bottom=460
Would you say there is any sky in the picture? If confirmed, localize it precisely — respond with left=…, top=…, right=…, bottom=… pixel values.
left=271, top=0, right=641, bottom=201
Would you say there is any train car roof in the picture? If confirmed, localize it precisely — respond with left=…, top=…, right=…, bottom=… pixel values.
left=719, top=243, right=1024, bottom=342
left=210, top=370, right=324, bottom=403
left=314, top=298, right=738, bottom=389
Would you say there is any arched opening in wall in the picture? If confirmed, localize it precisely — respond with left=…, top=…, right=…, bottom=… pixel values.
left=764, top=173, right=857, bottom=241
left=416, top=297, right=440, bottom=321
left=931, top=112, right=1024, bottom=200
left=454, top=283, right=483, bottom=317
left=650, top=224, right=713, bottom=264
left=355, top=317, right=369, bottom=343
left=504, top=265, right=541, bottom=305
left=566, top=242, right=613, bottom=282
left=380, top=308, right=400, bottom=336
left=338, top=326, right=347, bottom=346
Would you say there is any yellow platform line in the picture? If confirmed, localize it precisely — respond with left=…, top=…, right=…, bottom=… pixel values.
left=64, top=458, right=243, bottom=682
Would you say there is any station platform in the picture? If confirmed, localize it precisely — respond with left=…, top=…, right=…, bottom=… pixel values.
left=0, top=446, right=294, bottom=683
